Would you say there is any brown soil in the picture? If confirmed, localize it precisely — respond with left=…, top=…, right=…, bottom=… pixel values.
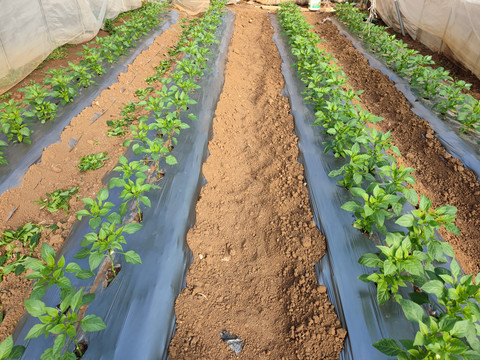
left=169, top=6, right=346, bottom=359
left=304, top=13, right=480, bottom=274
left=0, top=17, right=183, bottom=341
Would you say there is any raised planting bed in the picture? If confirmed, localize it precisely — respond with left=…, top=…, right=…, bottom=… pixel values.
left=0, top=2, right=175, bottom=196
left=335, top=4, right=480, bottom=162
left=274, top=3, right=480, bottom=359
left=0, top=1, right=235, bottom=358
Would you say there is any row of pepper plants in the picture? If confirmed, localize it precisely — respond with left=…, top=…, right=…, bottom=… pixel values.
left=0, top=1, right=171, bottom=166
left=336, top=4, right=480, bottom=138
left=277, top=2, right=480, bottom=359
left=0, top=0, right=228, bottom=358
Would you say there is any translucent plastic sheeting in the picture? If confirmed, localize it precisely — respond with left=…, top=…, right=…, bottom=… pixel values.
left=0, top=11, right=178, bottom=197
left=0, top=0, right=144, bottom=93
left=271, top=15, right=417, bottom=360
left=172, top=0, right=210, bottom=15
left=332, top=18, right=480, bottom=182
left=12, top=10, right=234, bottom=359
left=376, top=0, right=480, bottom=81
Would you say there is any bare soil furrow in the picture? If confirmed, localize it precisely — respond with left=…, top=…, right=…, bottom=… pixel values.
left=169, top=6, right=345, bottom=359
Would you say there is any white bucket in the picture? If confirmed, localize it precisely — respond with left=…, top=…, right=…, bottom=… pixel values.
left=308, top=0, right=321, bottom=11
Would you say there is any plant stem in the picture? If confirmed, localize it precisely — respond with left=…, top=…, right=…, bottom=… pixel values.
left=108, top=252, right=116, bottom=278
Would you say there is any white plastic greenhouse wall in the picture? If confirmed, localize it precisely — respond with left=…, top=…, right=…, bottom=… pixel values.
left=377, top=0, right=480, bottom=79
left=0, top=0, right=142, bottom=93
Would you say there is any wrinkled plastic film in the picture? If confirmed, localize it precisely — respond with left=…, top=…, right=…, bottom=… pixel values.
left=0, top=0, right=143, bottom=93
left=271, top=15, right=416, bottom=359
left=12, top=10, right=235, bottom=360
left=376, top=0, right=480, bottom=80
left=332, top=18, right=480, bottom=182
left=0, top=11, right=178, bottom=197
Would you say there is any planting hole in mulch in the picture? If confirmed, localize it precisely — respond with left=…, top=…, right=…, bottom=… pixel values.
left=74, top=339, right=88, bottom=359
left=105, top=264, right=122, bottom=287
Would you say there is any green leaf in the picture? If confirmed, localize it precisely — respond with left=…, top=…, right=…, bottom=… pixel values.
left=71, top=289, right=83, bottom=310
left=372, top=338, right=404, bottom=356
left=358, top=253, right=381, bottom=268
left=124, top=250, right=142, bottom=264
left=89, top=217, right=102, bottom=230
left=109, top=177, right=126, bottom=189
left=398, top=298, right=424, bottom=323
left=25, top=323, right=46, bottom=339
left=421, top=280, right=444, bottom=299
left=0, top=336, right=13, bottom=359
left=419, top=195, right=432, bottom=212
left=82, top=293, right=95, bottom=306
left=444, top=222, right=461, bottom=235
left=451, top=319, right=471, bottom=338
left=76, top=269, right=95, bottom=280
left=140, top=196, right=151, bottom=208
left=119, top=202, right=128, bottom=217
left=451, top=258, right=462, bottom=279
left=24, top=299, right=46, bottom=317
left=467, top=302, right=480, bottom=322
left=49, top=324, right=65, bottom=335
left=350, top=187, right=366, bottom=198
left=97, top=188, right=109, bottom=202
left=441, top=242, right=455, bottom=258
left=74, top=248, right=90, bottom=259
left=9, top=345, right=25, bottom=359
left=403, top=188, right=418, bottom=206
left=123, top=223, right=142, bottom=234
left=89, top=251, right=105, bottom=271
left=363, top=204, right=374, bottom=217
left=40, top=243, right=55, bottom=262
left=52, top=333, right=66, bottom=355
left=81, top=315, right=106, bottom=332
left=377, top=280, right=390, bottom=305
left=395, top=214, right=414, bottom=228
left=341, top=201, right=359, bottom=212
left=165, top=155, right=177, bottom=165
left=30, top=285, right=48, bottom=300
left=383, top=260, right=396, bottom=275
left=65, top=262, right=81, bottom=273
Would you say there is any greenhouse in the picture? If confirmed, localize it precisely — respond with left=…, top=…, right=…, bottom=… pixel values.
left=0, top=0, right=480, bottom=358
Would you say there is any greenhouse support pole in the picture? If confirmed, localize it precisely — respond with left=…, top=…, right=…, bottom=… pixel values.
left=394, top=0, right=405, bottom=36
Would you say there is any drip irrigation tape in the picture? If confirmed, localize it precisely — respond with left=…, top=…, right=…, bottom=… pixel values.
left=271, top=14, right=416, bottom=360
left=331, top=18, right=480, bottom=182
left=0, top=10, right=179, bottom=197
left=12, top=10, right=235, bottom=360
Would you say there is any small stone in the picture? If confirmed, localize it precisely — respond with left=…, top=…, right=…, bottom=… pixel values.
left=198, top=253, right=204, bottom=260
left=249, top=19, right=253, bottom=23
left=52, top=165, right=62, bottom=173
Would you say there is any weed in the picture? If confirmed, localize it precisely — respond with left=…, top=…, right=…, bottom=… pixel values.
left=77, top=152, right=109, bottom=172
left=35, top=187, right=79, bottom=213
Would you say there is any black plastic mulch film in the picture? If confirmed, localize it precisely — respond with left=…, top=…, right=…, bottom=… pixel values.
left=0, top=11, right=178, bottom=197
left=331, top=18, right=480, bottom=181
left=271, top=14, right=417, bottom=360
left=13, top=10, right=235, bottom=360
left=270, top=10, right=480, bottom=360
